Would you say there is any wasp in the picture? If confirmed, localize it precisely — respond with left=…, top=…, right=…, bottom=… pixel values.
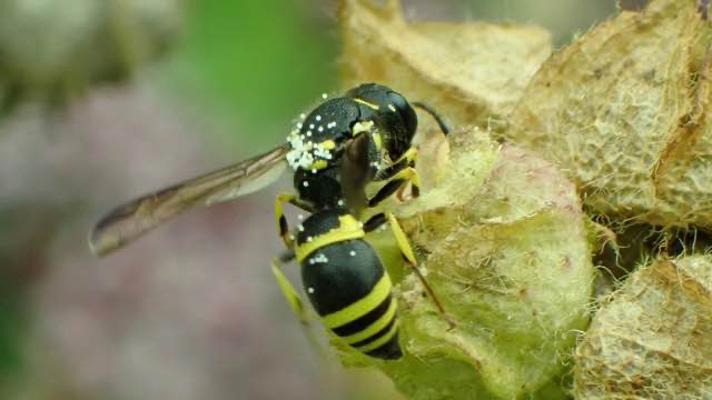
left=89, top=83, right=454, bottom=360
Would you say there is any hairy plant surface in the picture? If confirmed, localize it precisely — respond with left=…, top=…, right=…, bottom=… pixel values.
left=336, top=0, right=712, bottom=399
left=507, top=0, right=712, bottom=229
left=574, top=257, right=712, bottom=399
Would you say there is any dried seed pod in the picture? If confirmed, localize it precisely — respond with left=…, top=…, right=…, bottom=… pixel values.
left=340, top=0, right=552, bottom=128
left=507, top=0, right=712, bottom=229
left=574, top=256, right=712, bottom=399
left=339, top=128, right=594, bottom=400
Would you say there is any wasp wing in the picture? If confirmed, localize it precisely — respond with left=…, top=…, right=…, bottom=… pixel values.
left=341, top=132, right=373, bottom=216
left=89, top=144, right=290, bottom=257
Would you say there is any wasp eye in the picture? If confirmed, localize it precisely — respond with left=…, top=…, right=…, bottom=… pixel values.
left=387, top=91, right=417, bottom=137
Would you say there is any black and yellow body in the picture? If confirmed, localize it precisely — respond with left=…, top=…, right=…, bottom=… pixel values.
left=89, top=82, right=453, bottom=360
left=270, top=84, right=454, bottom=360
left=293, top=210, right=401, bottom=360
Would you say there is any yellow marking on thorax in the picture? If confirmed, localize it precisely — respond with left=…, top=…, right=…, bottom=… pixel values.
left=295, top=215, right=365, bottom=263
left=354, top=98, right=379, bottom=110
left=322, top=274, right=392, bottom=329
left=307, top=159, right=328, bottom=171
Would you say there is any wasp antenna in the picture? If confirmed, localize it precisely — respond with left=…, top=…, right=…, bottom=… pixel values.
left=411, top=102, right=450, bottom=136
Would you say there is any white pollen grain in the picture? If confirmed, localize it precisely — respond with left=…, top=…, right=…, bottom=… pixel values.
left=315, top=115, right=322, bottom=121
left=349, top=250, right=356, bottom=256
left=297, top=214, right=304, bottom=220
left=303, top=181, right=309, bottom=187
left=307, top=287, right=315, bottom=294
left=300, top=113, right=306, bottom=119
left=312, top=253, right=328, bottom=263
left=318, top=126, right=324, bottom=132
left=337, top=199, right=344, bottom=206
left=309, top=124, right=315, bottom=129
left=321, top=93, right=328, bottom=99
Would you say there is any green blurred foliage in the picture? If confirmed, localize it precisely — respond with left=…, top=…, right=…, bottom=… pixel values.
left=0, top=291, right=25, bottom=376
left=162, top=0, right=338, bottom=149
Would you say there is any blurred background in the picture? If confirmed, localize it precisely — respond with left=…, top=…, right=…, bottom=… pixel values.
left=0, top=0, right=627, bottom=399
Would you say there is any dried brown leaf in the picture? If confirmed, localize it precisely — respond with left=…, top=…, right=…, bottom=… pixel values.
left=340, top=0, right=551, bottom=128
left=507, top=0, right=712, bottom=228
left=574, top=257, right=712, bottom=399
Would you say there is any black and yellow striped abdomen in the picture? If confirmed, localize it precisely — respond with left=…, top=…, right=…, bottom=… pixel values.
left=295, top=210, right=402, bottom=360
left=300, top=240, right=401, bottom=360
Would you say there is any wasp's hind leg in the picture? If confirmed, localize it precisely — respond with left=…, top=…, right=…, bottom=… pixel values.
left=271, top=195, right=313, bottom=324
left=271, top=253, right=329, bottom=357
left=271, top=252, right=309, bottom=324
left=366, top=212, right=457, bottom=330
left=274, top=192, right=314, bottom=248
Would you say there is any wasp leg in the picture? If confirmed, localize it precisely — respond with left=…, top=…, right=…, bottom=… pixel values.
left=363, top=213, right=387, bottom=233
left=272, top=257, right=330, bottom=358
left=368, top=166, right=422, bottom=208
left=370, top=147, right=420, bottom=206
left=274, top=192, right=314, bottom=248
left=271, top=257, right=309, bottom=324
left=375, top=147, right=418, bottom=182
left=385, top=213, right=457, bottom=331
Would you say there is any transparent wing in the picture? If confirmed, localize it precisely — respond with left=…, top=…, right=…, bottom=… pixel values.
left=89, top=144, right=290, bottom=257
left=340, top=132, right=372, bottom=215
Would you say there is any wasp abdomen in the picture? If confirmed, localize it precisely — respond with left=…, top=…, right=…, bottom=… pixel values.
left=300, top=240, right=402, bottom=360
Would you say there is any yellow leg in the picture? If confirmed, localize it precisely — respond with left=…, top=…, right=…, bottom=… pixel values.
left=274, top=193, right=296, bottom=248
left=271, top=258, right=309, bottom=324
left=271, top=258, right=329, bottom=359
left=391, top=167, right=421, bottom=191
left=394, top=148, right=420, bottom=201
left=386, top=213, right=457, bottom=330
left=394, top=146, right=419, bottom=165
left=274, top=192, right=316, bottom=248
left=376, top=147, right=419, bottom=181
left=396, top=166, right=421, bottom=200
left=368, top=167, right=422, bottom=207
